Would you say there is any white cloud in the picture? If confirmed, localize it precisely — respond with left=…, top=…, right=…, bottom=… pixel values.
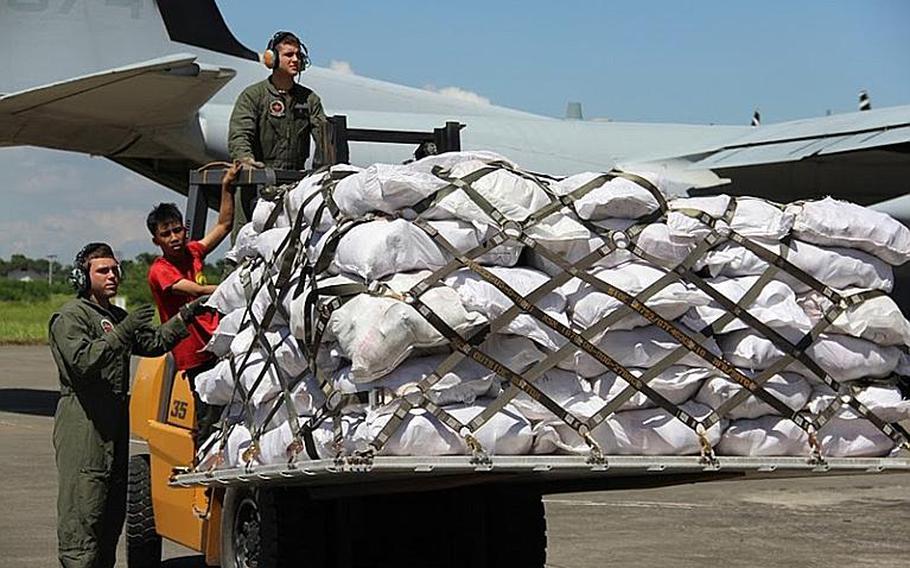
left=0, top=147, right=213, bottom=262
left=424, top=85, right=491, bottom=106
left=329, top=60, right=355, bottom=75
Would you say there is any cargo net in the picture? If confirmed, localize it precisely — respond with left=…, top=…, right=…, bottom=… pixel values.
left=194, top=151, right=910, bottom=471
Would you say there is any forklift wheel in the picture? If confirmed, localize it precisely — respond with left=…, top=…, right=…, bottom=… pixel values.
left=126, top=455, right=162, bottom=568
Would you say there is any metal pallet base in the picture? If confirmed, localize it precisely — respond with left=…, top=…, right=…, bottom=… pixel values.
left=172, top=455, right=910, bottom=493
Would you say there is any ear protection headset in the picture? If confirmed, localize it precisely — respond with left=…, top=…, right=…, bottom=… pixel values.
left=69, top=242, right=121, bottom=297
left=263, top=31, right=309, bottom=71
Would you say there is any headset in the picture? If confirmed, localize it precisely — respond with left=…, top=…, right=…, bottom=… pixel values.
left=69, top=242, right=121, bottom=296
left=263, top=31, right=309, bottom=71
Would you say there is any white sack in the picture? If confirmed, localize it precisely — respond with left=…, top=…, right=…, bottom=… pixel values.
left=224, top=223, right=259, bottom=264
left=592, top=366, right=716, bottom=410
left=363, top=402, right=534, bottom=456
left=569, top=263, right=708, bottom=331
left=700, top=239, right=894, bottom=293
left=563, top=325, right=721, bottom=378
left=717, top=417, right=809, bottom=456
left=808, top=384, right=910, bottom=423
left=251, top=198, right=289, bottom=232
left=254, top=228, right=291, bottom=267
left=205, top=263, right=265, bottom=314
left=788, top=197, right=910, bottom=265
left=332, top=163, right=448, bottom=217
left=193, top=359, right=235, bottom=405
left=334, top=218, right=521, bottom=280
left=694, top=372, right=811, bottom=419
left=512, top=369, right=590, bottom=421
left=681, top=276, right=811, bottom=335
left=325, top=286, right=486, bottom=381
left=332, top=335, right=544, bottom=407
left=798, top=288, right=910, bottom=347
left=285, top=164, right=363, bottom=232
left=718, top=330, right=902, bottom=382
left=668, top=196, right=795, bottom=241
left=205, top=309, right=246, bottom=357
left=406, top=151, right=518, bottom=174
left=445, top=266, right=569, bottom=350
left=552, top=172, right=665, bottom=220
left=534, top=399, right=725, bottom=456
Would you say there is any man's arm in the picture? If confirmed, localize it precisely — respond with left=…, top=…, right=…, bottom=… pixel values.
left=170, top=279, right=218, bottom=298
left=198, top=161, right=241, bottom=253
left=131, top=313, right=189, bottom=357
left=228, top=88, right=261, bottom=164
left=309, top=92, right=328, bottom=169
left=49, top=306, right=155, bottom=378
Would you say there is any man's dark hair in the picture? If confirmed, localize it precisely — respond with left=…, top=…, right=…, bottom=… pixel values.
left=146, top=202, right=184, bottom=235
left=80, top=243, right=116, bottom=269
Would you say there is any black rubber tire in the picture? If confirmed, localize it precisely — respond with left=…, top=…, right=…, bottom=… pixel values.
left=221, top=487, right=329, bottom=568
left=126, top=455, right=162, bottom=568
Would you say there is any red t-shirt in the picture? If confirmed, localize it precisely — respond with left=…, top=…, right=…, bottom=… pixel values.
left=147, top=241, right=219, bottom=371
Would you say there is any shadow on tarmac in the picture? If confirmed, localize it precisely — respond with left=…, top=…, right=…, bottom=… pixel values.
left=0, top=388, right=59, bottom=417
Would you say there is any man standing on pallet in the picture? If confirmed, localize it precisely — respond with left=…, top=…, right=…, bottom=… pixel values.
left=228, top=31, right=327, bottom=171
left=228, top=31, right=327, bottom=231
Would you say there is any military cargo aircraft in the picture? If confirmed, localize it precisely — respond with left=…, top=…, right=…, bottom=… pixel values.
left=1, top=0, right=908, bottom=215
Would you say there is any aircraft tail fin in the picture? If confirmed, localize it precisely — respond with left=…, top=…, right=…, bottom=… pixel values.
left=0, top=0, right=254, bottom=96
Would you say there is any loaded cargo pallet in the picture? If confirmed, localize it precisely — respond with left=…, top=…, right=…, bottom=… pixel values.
left=130, top=116, right=910, bottom=568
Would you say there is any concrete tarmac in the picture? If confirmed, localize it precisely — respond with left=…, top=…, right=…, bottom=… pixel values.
left=1, top=345, right=909, bottom=567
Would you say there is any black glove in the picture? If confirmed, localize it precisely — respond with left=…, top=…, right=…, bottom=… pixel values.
left=112, top=304, right=155, bottom=344
left=179, top=295, right=212, bottom=323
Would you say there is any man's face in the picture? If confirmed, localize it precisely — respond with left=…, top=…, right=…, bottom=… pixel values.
left=88, top=257, right=120, bottom=300
left=277, top=41, right=302, bottom=76
left=152, top=220, right=187, bottom=256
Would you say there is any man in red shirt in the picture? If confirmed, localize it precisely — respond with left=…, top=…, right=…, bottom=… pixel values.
left=146, top=163, right=241, bottom=447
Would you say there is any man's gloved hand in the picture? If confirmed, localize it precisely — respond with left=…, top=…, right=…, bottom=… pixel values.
left=179, top=295, right=212, bottom=323
left=239, top=156, right=265, bottom=169
left=112, top=304, right=156, bottom=344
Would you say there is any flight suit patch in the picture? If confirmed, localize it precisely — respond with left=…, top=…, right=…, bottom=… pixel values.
left=100, top=319, right=114, bottom=334
left=269, top=100, right=286, bottom=117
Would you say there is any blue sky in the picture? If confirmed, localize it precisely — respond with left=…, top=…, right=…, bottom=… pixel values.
left=1, top=0, right=908, bottom=261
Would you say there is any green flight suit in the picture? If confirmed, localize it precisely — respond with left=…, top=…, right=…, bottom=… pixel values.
left=48, top=298, right=188, bottom=568
left=228, top=77, right=327, bottom=171
left=228, top=78, right=328, bottom=234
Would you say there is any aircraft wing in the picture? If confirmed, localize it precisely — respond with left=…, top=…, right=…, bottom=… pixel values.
left=0, top=54, right=235, bottom=159
left=683, top=105, right=910, bottom=205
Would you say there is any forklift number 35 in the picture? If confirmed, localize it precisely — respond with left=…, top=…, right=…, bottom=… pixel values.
left=170, top=400, right=189, bottom=420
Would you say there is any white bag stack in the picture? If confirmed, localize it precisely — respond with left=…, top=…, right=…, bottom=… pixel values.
left=193, top=151, right=910, bottom=470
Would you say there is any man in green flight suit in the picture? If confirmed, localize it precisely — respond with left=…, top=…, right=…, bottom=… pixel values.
left=228, top=31, right=327, bottom=232
left=49, top=243, right=207, bottom=567
left=228, top=30, right=327, bottom=171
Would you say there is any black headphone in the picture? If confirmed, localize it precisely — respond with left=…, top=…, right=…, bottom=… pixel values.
left=263, top=31, right=309, bottom=71
left=69, top=243, right=121, bottom=296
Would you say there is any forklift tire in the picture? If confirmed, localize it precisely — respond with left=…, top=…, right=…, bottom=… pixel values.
left=126, top=455, right=162, bottom=568
left=221, top=487, right=328, bottom=568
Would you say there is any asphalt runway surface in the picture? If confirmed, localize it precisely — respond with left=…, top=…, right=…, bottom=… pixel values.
left=2, top=344, right=909, bottom=567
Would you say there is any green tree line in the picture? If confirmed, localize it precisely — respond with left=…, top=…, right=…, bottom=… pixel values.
left=0, top=253, right=227, bottom=303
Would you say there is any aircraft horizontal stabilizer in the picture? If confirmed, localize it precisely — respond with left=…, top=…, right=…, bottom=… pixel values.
left=0, top=54, right=235, bottom=157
